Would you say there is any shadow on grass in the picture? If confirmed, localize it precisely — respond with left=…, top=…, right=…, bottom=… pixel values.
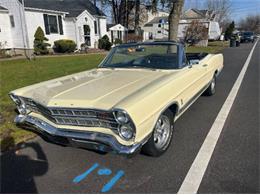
left=0, top=135, right=15, bottom=152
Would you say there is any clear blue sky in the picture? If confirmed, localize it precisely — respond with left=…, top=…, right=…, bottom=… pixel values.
left=184, top=0, right=260, bottom=22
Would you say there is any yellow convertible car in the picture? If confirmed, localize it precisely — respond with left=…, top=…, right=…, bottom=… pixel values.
left=10, top=41, right=223, bottom=157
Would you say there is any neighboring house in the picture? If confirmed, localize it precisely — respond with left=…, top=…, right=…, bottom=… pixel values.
left=0, top=0, right=107, bottom=53
left=107, top=24, right=128, bottom=44
left=127, top=4, right=168, bottom=30
left=142, top=9, right=221, bottom=42
left=0, top=5, right=12, bottom=49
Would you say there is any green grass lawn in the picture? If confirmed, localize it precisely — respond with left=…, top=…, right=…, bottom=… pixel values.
left=0, top=54, right=105, bottom=151
left=187, top=41, right=229, bottom=53
left=0, top=41, right=228, bottom=151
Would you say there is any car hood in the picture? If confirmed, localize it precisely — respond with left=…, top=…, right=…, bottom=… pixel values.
left=13, top=68, right=179, bottom=110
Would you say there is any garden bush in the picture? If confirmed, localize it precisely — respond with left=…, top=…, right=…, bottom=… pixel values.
left=53, top=39, right=77, bottom=53
left=114, top=38, right=123, bottom=45
left=34, top=27, right=50, bottom=55
left=126, top=33, right=143, bottom=43
left=98, top=35, right=112, bottom=50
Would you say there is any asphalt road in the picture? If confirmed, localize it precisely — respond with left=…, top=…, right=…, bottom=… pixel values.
left=1, top=42, right=259, bottom=193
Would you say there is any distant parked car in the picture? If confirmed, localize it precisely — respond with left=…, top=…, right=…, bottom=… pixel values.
left=241, top=31, right=255, bottom=43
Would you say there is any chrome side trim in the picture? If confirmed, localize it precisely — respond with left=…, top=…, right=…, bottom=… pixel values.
left=14, top=115, right=149, bottom=155
left=177, top=82, right=210, bottom=115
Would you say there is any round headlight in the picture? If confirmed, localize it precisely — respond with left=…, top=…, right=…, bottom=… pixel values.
left=18, top=104, right=28, bottom=115
left=9, top=94, right=22, bottom=105
left=119, top=124, right=134, bottom=140
left=115, top=111, right=129, bottom=124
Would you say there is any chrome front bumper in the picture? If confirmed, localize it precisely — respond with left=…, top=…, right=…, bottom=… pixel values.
left=15, top=115, right=149, bottom=155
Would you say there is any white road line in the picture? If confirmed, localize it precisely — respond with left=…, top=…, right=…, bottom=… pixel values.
left=178, top=40, right=259, bottom=194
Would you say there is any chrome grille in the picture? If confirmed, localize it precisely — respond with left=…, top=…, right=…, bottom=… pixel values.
left=21, top=97, right=118, bottom=130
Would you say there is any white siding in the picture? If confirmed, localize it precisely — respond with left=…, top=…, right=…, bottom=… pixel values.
left=25, top=10, right=67, bottom=48
left=142, top=26, right=153, bottom=40
left=143, top=20, right=221, bottom=41
left=208, top=21, right=221, bottom=40
left=0, top=0, right=108, bottom=50
left=64, top=18, right=77, bottom=43
left=146, top=10, right=168, bottom=25
left=0, top=11, right=13, bottom=48
left=0, top=0, right=28, bottom=48
left=99, top=17, right=107, bottom=37
left=75, top=10, right=102, bottom=48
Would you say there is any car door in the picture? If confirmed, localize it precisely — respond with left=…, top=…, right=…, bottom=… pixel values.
left=176, top=55, right=209, bottom=112
left=192, top=61, right=211, bottom=92
left=177, top=65, right=205, bottom=108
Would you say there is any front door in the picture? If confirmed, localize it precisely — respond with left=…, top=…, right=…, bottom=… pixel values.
left=83, top=25, right=91, bottom=46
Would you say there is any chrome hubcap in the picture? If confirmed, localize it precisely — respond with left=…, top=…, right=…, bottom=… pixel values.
left=154, top=115, right=171, bottom=149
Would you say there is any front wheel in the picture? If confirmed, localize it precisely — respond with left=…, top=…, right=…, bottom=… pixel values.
left=142, top=109, right=174, bottom=157
left=204, top=76, right=216, bottom=96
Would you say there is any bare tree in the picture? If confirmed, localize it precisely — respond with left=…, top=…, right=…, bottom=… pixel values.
left=185, top=20, right=208, bottom=45
left=150, top=0, right=185, bottom=41
left=99, top=0, right=134, bottom=27
left=205, top=0, right=232, bottom=27
left=134, top=0, right=141, bottom=34
left=239, top=14, right=260, bottom=34
left=168, top=0, right=184, bottom=41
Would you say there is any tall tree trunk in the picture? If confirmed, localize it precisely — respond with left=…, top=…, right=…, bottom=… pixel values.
left=111, top=0, right=118, bottom=24
left=168, top=0, right=184, bottom=41
left=119, top=0, right=126, bottom=26
left=134, top=0, right=140, bottom=34
left=93, top=0, right=97, bottom=6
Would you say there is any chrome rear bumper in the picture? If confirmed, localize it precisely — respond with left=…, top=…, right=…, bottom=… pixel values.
left=15, top=115, right=148, bottom=155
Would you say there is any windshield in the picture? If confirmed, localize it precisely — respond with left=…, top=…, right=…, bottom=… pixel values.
left=243, top=32, right=253, bottom=36
left=100, top=44, right=179, bottom=70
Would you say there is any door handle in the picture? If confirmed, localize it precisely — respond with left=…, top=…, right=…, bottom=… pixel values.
left=202, top=64, right=208, bottom=67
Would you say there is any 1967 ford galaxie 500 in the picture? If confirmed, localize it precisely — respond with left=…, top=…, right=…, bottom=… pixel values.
left=10, top=41, right=223, bottom=157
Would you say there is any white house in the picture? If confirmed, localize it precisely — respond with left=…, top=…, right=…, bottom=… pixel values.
left=0, top=5, right=12, bottom=49
left=0, top=0, right=107, bottom=53
left=107, top=24, right=128, bottom=44
left=142, top=9, right=221, bottom=42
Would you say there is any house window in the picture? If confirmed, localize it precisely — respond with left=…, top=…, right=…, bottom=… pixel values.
left=43, top=14, right=63, bottom=35
left=48, top=15, right=58, bottom=33
left=10, top=15, right=15, bottom=27
left=149, top=32, right=153, bottom=40
left=94, top=20, right=98, bottom=34
left=83, top=25, right=91, bottom=46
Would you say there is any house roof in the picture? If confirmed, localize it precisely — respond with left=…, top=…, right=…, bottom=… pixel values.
left=143, top=9, right=216, bottom=27
left=107, top=24, right=115, bottom=31
left=191, top=9, right=207, bottom=17
left=144, top=16, right=168, bottom=27
left=182, top=9, right=215, bottom=19
left=143, top=15, right=213, bottom=28
left=108, top=24, right=127, bottom=31
left=19, top=0, right=105, bottom=17
left=0, top=5, right=8, bottom=10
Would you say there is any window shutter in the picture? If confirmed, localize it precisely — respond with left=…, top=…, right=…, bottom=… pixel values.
left=43, top=14, right=50, bottom=35
left=58, top=15, right=63, bottom=35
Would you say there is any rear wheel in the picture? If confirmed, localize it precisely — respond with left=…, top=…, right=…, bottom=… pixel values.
left=204, top=75, right=216, bottom=96
left=142, top=109, right=174, bottom=157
